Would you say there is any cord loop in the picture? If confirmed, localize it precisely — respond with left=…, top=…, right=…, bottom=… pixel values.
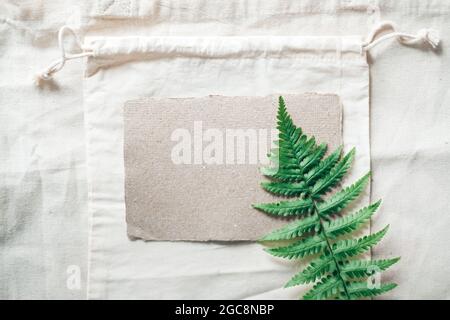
left=35, top=26, right=93, bottom=85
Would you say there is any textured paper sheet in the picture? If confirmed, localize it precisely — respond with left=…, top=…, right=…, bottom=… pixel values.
left=124, top=94, right=342, bottom=241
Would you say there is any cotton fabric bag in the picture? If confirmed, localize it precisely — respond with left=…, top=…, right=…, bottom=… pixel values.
left=80, top=34, right=371, bottom=299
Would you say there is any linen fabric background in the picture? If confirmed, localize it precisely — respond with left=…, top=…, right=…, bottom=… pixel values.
left=0, top=0, right=449, bottom=299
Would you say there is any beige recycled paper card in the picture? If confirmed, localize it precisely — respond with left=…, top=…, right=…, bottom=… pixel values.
left=124, top=94, right=342, bottom=241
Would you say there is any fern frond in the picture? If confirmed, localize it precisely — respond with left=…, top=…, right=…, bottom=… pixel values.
left=311, top=148, right=355, bottom=197
left=303, top=276, right=343, bottom=300
left=317, top=172, right=370, bottom=216
left=324, top=200, right=381, bottom=238
left=252, top=198, right=313, bottom=217
left=259, top=215, right=319, bottom=241
left=341, top=257, right=400, bottom=278
left=333, top=226, right=389, bottom=259
left=346, top=282, right=397, bottom=299
left=253, top=96, right=399, bottom=299
left=261, top=181, right=307, bottom=197
left=285, top=256, right=334, bottom=286
left=265, top=236, right=326, bottom=259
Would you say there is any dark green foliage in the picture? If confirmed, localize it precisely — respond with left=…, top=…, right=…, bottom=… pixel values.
left=253, top=96, right=399, bottom=300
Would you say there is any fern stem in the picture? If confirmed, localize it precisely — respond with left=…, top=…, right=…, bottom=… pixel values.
left=312, top=201, right=351, bottom=300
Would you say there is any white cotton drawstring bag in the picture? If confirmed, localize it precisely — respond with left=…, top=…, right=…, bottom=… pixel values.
left=37, top=22, right=439, bottom=299
left=83, top=35, right=369, bottom=299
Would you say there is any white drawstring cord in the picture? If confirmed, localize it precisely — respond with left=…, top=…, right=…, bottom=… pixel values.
left=35, top=26, right=93, bottom=86
left=36, top=22, right=439, bottom=84
left=362, top=21, right=440, bottom=52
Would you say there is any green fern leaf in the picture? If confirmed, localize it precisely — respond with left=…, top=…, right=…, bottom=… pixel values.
left=259, top=215, right=319, bottom=241
left=304, top=146, right=343, bottom=186
left=341, top=257, right=400, bottom=278
left=346, top=282, right=397, bottom=299
left=261, top=181, right=307, bottom=197
left=324, top=200, right=381, bottom=238
left=295, top=137, right=317, bottom=162
left=253, top=96, right=399, bottom=299
left=311, top=148, right=355, bottom=197
left=267, top=150, right=300, bottom=169
left=265, top=236, right=326, bottom=259
left=262, top=96, right=320, bottom=183
left=273, top=135, right=314, bottom=166
left=299, top=143, right=327, bottom=172
left=260, top=167, right=304, bottom=182
left=252, top=198, right=313, bottom=217
left=333, top=226, right=389, bottom=258
left=276, top=96, right=296, bottom=135
left=303, top=276, right=343, bottom=300
left=275, top=97, right=316, bottom=165
left=285, top=255, right=334, bottom=286
left=317, top=172, right=371, bottom=216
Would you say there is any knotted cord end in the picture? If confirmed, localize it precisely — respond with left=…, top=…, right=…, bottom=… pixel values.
left=362, top=21, right=441, bottom=52
left=34, top=64, right=59, bottom=86
left=34, top=72, right=51, bottom=87
left=34, top=26, right=92, bottom=86
left=416, top=28, right=440, bottom=49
